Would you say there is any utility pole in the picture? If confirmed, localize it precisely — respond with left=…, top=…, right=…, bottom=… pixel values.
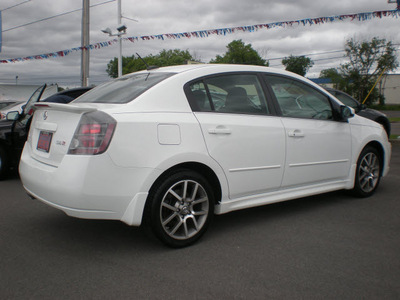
left=101, top=0, right=126, bottom=77
left=117, top=0, right=122, bottom=77
left=81, top=0, right=90, bottom=86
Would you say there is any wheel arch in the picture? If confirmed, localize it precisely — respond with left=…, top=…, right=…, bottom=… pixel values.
left=375, top=117, right=391, bottom=136
left=362, top=141, right=385, bottom=176
left=147, top=161, right=222, bottom=206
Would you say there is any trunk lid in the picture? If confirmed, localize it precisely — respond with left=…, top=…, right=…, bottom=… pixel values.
left=28, top=103, right=98, bottom=167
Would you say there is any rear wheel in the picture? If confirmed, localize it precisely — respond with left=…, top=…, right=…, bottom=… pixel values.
left=146, top=169, right=214, bottom=248
left=352, top=146, right=381, bottom=197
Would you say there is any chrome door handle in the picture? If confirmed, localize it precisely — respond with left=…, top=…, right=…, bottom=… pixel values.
left=287, top=129, right=304, bottom=137
left=208, top=127, right=231, bottom=134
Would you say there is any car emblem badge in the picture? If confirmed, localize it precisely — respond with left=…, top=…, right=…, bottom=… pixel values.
left=43, top=111, right=48, bottom=120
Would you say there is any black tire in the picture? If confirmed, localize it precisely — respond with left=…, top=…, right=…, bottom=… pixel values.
left=145, top=169, right=214, bottom=248
left=351, top=146, right=382, bottom=197
left=0, top=146, right=9, bottom=180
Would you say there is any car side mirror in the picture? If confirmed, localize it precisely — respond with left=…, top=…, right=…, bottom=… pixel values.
left=340, top=106, right=354, bottom=121
left=6, top=111, right=20, bottom=121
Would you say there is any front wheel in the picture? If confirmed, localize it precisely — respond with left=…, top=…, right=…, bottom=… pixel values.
left=352, top=146, right=382, bottom=197
left=145, top=170, right=214, bottom=248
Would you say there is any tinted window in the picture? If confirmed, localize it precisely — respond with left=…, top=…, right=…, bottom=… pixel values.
left=61, top=88, right=92, bottom=99
left=332, top=91, right=359, bottom=110
left=266, top=76, right=333, bottom=120
left=74, top=72, right=175, bottom=104
left=187, top=74, right=269, bottom=115
left=186, top=81, right=213, bottom=112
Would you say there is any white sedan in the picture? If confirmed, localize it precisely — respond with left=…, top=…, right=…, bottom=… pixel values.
left=19, top=64, right=391, bottom=247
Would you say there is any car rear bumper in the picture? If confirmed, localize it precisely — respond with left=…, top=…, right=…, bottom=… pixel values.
left=19, top=143, right=154, bottom=226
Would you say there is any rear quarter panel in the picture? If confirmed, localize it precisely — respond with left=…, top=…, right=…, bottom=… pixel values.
left=107, top=111, right=229, bottom=198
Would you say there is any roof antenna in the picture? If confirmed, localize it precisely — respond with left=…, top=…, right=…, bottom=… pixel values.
left=136, top=53, right=158, bottom=71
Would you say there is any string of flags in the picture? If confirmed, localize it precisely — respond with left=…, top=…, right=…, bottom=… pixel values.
left=1, top=9, right=399, bottom=64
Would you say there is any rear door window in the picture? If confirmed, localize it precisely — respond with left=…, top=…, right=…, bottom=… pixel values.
left=186, top=74, right=269, bottom=115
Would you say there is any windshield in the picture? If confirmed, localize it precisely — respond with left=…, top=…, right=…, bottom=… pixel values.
left=74, top=72, right=175, bottom=104
left=0, top=101, right=18, bottom=110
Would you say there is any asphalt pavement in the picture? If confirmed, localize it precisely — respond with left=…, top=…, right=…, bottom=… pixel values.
left=1, top=144, right=400, bottom=299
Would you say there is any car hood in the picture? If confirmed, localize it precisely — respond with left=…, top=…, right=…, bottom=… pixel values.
left=350, top=114, right=382, bottom=129
left=358, top=108, right=387, bottom=119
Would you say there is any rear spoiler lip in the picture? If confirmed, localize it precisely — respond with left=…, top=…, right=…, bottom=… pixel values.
left=34, top=102, right=97, bottom=114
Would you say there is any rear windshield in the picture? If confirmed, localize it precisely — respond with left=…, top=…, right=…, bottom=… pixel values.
left=74, top=72, right=175, bottom=104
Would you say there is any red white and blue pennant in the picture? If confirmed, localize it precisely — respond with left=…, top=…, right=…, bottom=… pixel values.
left=1, top=9, right=399, bottom=64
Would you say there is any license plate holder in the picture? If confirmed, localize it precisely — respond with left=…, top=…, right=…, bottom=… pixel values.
left=37, top=131, right=53, bottom=153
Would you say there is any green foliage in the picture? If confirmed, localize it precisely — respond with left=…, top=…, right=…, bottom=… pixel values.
left=319, top=68, right=348, bottom=91
left=370, top=104, right=400, bottom=111
left=319, top=68, right=340, bottom=82
left=106, top=49, right=195, bottom=78
left=210, top=40, right=268, bottom=66
left=339, top=37, right=399, bottom=105
left=281, top=55, right=314, bottom=76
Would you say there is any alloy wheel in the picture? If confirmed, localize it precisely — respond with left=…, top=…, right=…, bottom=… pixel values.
left=159, top=179, right=209, bottom=240
left=358, top=152, right=380, bottom=193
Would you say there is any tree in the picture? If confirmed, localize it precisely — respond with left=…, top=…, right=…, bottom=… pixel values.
left=106, top=49, right=196, bottom=78
left=339, top=37, right=399, bottom=105
left=282, top=55, right=314, bottom=76
left=319, top=68, right=346, bottom=90
left=210, top=40, right=268, bottom=66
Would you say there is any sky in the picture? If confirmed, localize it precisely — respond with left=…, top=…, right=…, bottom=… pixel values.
left=0, top=0, right=399, bottom=88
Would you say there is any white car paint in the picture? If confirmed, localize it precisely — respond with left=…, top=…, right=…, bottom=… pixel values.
left=19, top=64, right=391, bottom=239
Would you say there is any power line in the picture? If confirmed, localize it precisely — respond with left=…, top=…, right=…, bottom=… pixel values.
left=269, top=55, right=348, bottom=67
left=0, top=0, right=31, bottom=12
left=268, top=49, right=345, bottom=61
left=1, top=0, right=115, bottom=33
left=267, top=44, right=400, bottom=62
left=268, top=43, right=400, bottom=67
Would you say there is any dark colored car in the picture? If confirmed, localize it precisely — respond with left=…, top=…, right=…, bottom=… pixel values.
left=0, top=100, right=20, bottom=110
left=0, top=85, right=92, bottom=179
left=325, top=88, right=391, bottom=136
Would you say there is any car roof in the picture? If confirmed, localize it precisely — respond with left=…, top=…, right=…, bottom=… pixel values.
left=130, top=64, right=299, bottom=78
left=128, top=64, right=314, bottom=89
left=150, top=64, right=330, bottom=95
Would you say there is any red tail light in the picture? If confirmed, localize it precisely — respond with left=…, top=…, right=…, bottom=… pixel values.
left=68, top=111, right=116, bottom=155
left=81, top=124, right=102, bottom=134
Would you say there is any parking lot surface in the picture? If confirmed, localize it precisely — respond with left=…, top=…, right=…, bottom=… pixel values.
left=1, top=143, right=399, bottom=299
